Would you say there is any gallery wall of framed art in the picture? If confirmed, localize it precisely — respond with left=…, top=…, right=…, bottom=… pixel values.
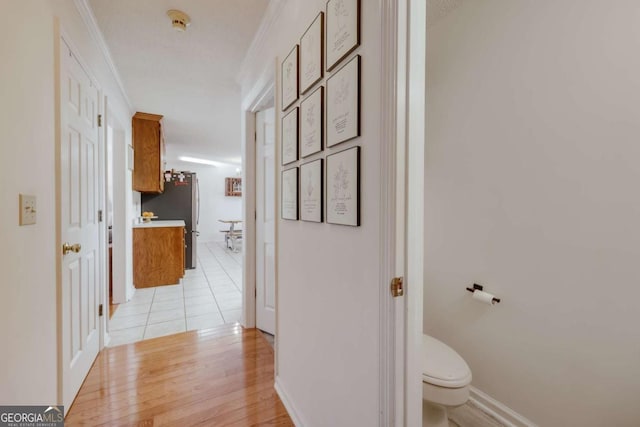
left=279, top=0, right=362, bottom=227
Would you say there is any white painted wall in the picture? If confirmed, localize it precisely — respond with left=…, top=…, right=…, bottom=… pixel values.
left=240, top=1, right=384, bottom=425
left=424, top=1, right=640, bottom=426
left=0, top=0, right=131, bottom=405
left=164, top=161, right=243, bottom=244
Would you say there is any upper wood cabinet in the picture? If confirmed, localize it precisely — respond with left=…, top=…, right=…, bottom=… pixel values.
left=132, top=112, right=165, bottom=193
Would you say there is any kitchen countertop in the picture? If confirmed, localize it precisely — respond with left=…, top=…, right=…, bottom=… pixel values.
left=133, top=220, right=185, bottom=229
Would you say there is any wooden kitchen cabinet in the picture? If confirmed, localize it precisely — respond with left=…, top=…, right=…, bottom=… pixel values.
left=133, top=226, right=184, bottom=288
left=132, top=112, right=165, bottom=193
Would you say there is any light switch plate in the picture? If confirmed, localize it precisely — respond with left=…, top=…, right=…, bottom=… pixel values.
left=19, top=194, right=36, bottom=225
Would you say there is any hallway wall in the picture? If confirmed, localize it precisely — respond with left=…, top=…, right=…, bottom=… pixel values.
left=424, top=1, right=640, bottom=425
left=0, top=0, right=131, bottom=405
left=240, top=1, right=385, bottom=425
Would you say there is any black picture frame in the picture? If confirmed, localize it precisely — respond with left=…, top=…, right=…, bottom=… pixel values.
left=300, top=86, right=324, bottom=158
left=281, top=107, right=299, bottom=165
left=281, top=167, right=299, bottom=220
left=326, top=54, right=360, bottom=148
left=281, top=45, right=299, bottom=111
left=300, top=159, right=323, bottom=223
left=326, top=0, right=361, bottom=72
left=300, top=12, right=324, bottom=95
left=325, top=146, right=360, bottom=226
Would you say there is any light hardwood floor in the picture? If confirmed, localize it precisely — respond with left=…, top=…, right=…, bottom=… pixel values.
left=65, top=324, right=292, bottom=426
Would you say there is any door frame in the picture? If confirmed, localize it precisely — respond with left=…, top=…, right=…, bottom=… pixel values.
left=105, top=104, right=130, bottom=306
left=378, top=0, right=403, bottom=423
left=54, top=21, right=108, bottom=407
left=379, top=0, right=426, bottom=424
left=254, top=107, right=276, bottom=335
left=241, top=60, right=277, bottom=334
left=403, top=0, right=427, bottom=425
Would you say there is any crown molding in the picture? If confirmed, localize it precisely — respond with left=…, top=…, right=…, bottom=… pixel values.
left=73, top=0, right=133, bottom=112
left=236, top=0, right=286, bottom=88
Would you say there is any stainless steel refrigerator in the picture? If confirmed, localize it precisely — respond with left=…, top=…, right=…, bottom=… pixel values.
left=141, top=171, right=199, bottom=269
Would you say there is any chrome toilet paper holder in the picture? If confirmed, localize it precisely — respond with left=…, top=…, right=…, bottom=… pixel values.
left=465, top=283, right=501, bottom=304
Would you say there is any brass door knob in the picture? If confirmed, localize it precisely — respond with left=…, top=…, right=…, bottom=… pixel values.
left=62, top=242, right=82, bottom=255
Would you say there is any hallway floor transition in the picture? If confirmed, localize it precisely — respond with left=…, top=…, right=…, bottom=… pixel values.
left=108, top=242, right=242, bottom=346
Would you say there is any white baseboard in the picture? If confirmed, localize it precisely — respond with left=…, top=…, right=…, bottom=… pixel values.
left=274, top=379, right=535, bottom=427
left=469, top=386, right=538, bottom=427
left=274, top=377, right=306, bottom=427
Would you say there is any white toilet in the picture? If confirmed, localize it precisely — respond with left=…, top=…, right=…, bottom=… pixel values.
left=422, top=334, right=472, bottom=427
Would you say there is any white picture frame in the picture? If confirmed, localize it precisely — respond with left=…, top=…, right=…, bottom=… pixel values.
left=281, top=45, right=299, bottom=111
left=326, top=146, right=360, bottom=226
left=326, top=55, right=360, bottom=148
left=282, top=107, right=298, bottom=165
left=300, top=12, right=324, bottom=94
left=282, top=167, right=299, bottom=220
left=300, top=159, right=323, bottom=223
left=326, top=0, right=360, bottom=71
left=300, top=86, right=324, bottom=158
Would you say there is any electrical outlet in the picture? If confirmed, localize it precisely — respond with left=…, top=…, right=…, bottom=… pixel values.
left=19, top=194, right=36, bottom=225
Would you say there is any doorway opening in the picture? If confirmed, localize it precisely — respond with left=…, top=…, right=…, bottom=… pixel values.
left=240, top=75, right=276, bottom=347
left=254, top=106, right=276, bottom=339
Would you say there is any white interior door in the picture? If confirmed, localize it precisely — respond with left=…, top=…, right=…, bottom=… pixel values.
left=256, top=108, right=276, bottom=335
left=60, top=39, right=101, bottom=409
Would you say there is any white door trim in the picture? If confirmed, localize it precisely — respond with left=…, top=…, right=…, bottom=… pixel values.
left=379, top=0, right=426, bottom=424
left=241, top=64, right=276, bottom=331
left=404, top=1, right=427, bottom=425
left=98, top=91, right=107, bottom=350
left=378, top=0, right=403, bottom=425
left=242, top=109, right=257, bottom=329
left=255, top=108, right=276, bottom=335
left=55, top=21, right=107, bottom=406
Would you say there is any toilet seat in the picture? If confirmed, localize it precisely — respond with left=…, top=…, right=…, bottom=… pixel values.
left=422, top=335, right=472, bottom=388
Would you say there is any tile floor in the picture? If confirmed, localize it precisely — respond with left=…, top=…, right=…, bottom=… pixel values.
left=108, top=241, right=243, bottom=347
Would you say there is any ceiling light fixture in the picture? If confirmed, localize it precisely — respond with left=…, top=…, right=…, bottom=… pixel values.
left=167, top=9, right=191, bottom=32
left=178, top=156, right=221, bottom=167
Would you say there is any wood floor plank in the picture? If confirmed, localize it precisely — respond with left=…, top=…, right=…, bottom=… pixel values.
left=65, top=325, right=293, bottom=427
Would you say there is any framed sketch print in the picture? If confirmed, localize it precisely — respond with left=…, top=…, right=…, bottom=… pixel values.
left=326, top=146, right=360, bottom=226
left=300, top=12, right=324, bottom=94
left=326, top=0, right=360, bottom=71
left=300, top=86, right=323, bottom=158
left=326, top=55, right=360, bottom=148
left=282, top=107, right=298, bottom=165
left=281, top=45, right=299, bottom=111
left=281, top=167, right=299, bottom=220
left=300, top=159, right=323, bottom=222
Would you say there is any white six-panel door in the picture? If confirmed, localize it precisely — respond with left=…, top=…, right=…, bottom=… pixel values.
left=256, top=108, right=276, bottom=334
left=60, top=39, right=101, bottom=410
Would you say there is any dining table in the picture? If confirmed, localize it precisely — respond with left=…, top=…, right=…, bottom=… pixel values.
left=218, top=219, right=242, bottom=251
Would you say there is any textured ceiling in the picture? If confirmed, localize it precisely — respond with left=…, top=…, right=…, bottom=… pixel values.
left=427, top=0, right=467, bottom=26
left=89, top=0, right=269, bottom=162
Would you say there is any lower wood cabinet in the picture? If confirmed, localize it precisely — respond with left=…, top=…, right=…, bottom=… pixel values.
left=133, top=226, right=184, bottom=288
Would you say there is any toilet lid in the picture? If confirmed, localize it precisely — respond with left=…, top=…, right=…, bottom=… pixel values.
left=422, top=335, right=472, bottom=388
